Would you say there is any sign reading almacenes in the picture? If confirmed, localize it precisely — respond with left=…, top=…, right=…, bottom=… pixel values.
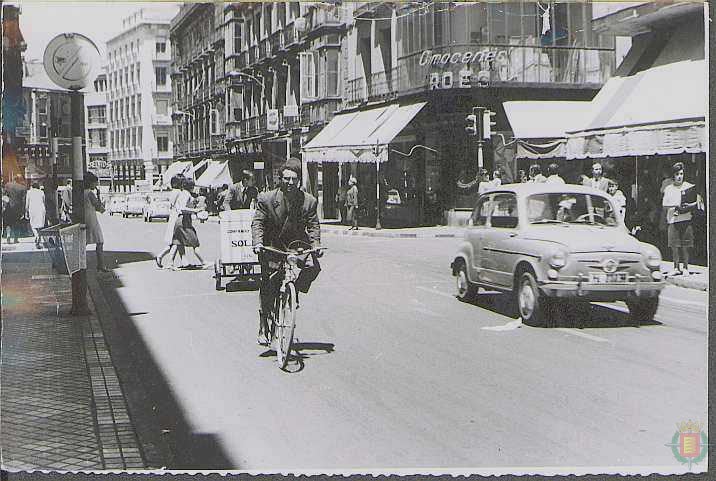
left=418, top=48, right=508, bottom=66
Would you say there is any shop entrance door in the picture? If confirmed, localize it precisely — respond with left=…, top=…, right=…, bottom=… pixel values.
left=322, top=163, right=338, bottom=220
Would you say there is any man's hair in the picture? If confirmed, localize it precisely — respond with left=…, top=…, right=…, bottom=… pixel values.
left=85, top=171, right=98, bottom=184
left=31, top=181, right=40, bottom=189
left=66, top=178, right=72, bottom=185
left=672, top=162, right=685, bottom=176
left=170, top=175, right=183, bottom=189
left=222, top=184, right=229, bottom=190
left=281, top=157, right=302, bottom=177
left=182, top=177, right=195, bottom=190
left=14, top=174, right=23, bottom=182
left=241, top=170, right=254, bottom=181
left=547, top=163, right=559, bottom=176
left=529, top=164, right=541, bottom=176
left=592, top=162, right=602, bottom=170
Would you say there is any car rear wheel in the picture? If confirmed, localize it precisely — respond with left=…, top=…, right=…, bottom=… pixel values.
left=626, top=297, right=659, bottom=326
left=455, top=261, right=477, bottom=301
left=516, top=271, right=551, bottom=327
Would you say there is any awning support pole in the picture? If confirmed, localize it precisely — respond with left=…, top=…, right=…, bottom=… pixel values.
left=375, top=140, right=382, bottom=230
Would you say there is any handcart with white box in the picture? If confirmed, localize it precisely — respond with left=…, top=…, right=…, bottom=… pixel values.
left=213, top=209, right=261, bottom=290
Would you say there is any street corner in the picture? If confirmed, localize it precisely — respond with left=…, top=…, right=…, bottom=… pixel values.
left=662, top=265, right=708, bottom=291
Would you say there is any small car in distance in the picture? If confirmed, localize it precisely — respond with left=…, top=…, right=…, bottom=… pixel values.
left=123, top=193, right=145, bottom=218
left=143, top=195, right=171, bottom=222
left=450, top=183, right=665, bottom=327
left=107, top=196, right=125, bottom=216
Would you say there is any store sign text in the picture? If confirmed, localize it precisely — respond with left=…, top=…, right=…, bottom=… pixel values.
left=419, top=49, right=509, bottom=66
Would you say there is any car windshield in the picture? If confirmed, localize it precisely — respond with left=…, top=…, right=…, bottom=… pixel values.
left=526, top=193, right=619, bottom=227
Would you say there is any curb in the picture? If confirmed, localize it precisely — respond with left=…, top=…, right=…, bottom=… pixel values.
left=663, top=275, right=708, bottom=292
left=320, top=227, right=461, bottom=239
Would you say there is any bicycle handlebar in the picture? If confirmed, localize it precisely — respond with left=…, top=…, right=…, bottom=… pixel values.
left=258, top=245, right=326, bottom=257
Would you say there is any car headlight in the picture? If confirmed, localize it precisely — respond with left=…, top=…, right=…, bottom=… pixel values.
left=549, top=250, right=568, bottom=269
left=643, top=248, right=661, bottom=269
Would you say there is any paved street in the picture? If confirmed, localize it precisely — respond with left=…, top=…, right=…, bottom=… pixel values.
left=89, top=212, right=707, bottom=472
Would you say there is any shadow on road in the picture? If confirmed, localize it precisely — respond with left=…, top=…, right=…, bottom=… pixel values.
left=87, top=250, right=236, bottom=469
left=464, top=291, right=663, bottom=329
left=258, top=341, right=335, bottom=374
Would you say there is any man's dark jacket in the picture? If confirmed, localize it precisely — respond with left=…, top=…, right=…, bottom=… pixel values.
left=252, top=188, right=320, bottom=250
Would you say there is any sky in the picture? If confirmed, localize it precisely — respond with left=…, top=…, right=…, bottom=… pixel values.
left=17, top=1, right=181, bottom=61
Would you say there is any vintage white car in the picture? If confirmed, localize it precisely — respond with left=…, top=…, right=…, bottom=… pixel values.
left=107, top=197, right=125, bottom=216
left=143, top=194, right=171, bottom=222
left=123, top=193, right=146, bottom=218
left=451, top=183, right=665, bottom=327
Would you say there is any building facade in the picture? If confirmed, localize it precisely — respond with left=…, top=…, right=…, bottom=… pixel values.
left=85, top=70, right=110, bottom=190
left=303, top=1, right=619, bottom=226
left=169, top=3, right=226, bottom=169
left=106, top=5, right=179, bottom=192
left=2, top=4, right=27, bottom=184
left=17, top=59, right=82, bottom=185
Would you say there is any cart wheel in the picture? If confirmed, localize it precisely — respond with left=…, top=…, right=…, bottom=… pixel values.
left=214, top=260, right=222, bottom=290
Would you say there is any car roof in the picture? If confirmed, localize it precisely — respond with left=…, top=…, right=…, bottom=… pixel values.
left=487, top=182, right=611, bottom=197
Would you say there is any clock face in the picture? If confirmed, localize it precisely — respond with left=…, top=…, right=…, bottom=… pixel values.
left=43, top=33, right=100, bottom=90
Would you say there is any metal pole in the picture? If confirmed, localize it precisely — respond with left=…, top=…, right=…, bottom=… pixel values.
left=50, top=136, right=58, bottom=224
left=477, top=141, right=484, bottom=170
left=375, top=141, right=382, bottom=230
left=70, top=90, right=88, bottom=315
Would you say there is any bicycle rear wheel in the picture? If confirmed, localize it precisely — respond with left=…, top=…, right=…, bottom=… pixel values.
left=275, top=282, right=297, bottom=370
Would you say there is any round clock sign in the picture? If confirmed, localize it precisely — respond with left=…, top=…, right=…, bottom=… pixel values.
left=43, top=33, right=100, bottom=91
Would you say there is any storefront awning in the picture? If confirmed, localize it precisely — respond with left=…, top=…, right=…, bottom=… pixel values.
left=302, top=102, right=427, bottom=163
left=504, top=101, right=590, bottom=139
left=160, top=160, right=194, bottom=185
left=196, top=161, right=233, bottom=188
left=565, top=59, right=706, bottom=159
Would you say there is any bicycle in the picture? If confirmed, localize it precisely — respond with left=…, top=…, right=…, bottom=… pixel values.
left=258, top=241, right=325, bottom=370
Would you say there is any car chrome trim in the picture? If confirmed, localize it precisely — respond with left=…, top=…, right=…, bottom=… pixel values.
left=482, top=247, right=541, bottom=259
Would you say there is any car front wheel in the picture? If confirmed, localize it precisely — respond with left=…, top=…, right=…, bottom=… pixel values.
left=626, top=297, right=659, bottom=325
left=516, top=271, right=551, bottom=327
left=455, top=261, right=477, bottom=301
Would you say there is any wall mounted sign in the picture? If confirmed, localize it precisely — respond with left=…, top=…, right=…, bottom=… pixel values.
left=419, top=48, right=509, bottom=67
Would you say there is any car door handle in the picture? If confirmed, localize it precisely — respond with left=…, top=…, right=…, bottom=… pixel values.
left=508, top=233, right=518, bottom=238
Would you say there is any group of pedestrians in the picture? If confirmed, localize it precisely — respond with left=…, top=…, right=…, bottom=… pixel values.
left=155, top=175, right=208, bottom=271
left=521, top=160, right=702, bottom=276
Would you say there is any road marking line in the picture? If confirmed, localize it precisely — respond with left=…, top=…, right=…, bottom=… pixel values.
left=415, top=285, right=455, bottom=299
left=482, top=320, right=523, bottom=331
left=555, top=328, right=611, bottom=343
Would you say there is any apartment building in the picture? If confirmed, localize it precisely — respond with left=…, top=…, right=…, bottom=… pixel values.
left=85, top=70, right=110, bottom=190
left=2, top=3, right=27, bottom=183
left=213, top=2, right=342, bottom=189
left=169, top=3, right=226, bottom=168
left=106, top=5, right=179, bottom=192
left=303, top=1, right=620, bottom=226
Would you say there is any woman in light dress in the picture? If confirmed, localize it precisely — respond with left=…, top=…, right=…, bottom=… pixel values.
left=156, top=175, right=184, bottom=269
left=84, top=172, right=110, bottom=273
left=25, top=182, right=46, bottom=248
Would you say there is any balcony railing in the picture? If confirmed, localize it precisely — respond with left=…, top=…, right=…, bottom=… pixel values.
left=300, top=99, right=341, bottom=127
left=345, top=45, right=615, bottom=105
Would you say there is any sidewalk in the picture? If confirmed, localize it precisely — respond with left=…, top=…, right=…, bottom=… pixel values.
left=1, top=237, right=146, bottom=471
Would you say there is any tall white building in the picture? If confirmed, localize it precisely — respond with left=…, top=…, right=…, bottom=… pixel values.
left=106, top=5, right=179, bottom=192
left=85, top=69, right=110, bottom=190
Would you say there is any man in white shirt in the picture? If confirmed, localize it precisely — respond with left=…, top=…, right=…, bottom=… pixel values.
left=582, top=163, right=610, bottom=191
left=545, top=163, right=565, bottom=184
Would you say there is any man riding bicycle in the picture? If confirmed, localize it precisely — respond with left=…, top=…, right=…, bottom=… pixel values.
left=251, top=158, right=322, bottom=346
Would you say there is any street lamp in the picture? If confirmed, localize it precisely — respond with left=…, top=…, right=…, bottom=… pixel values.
left=226, top=70, right=265, bottom=90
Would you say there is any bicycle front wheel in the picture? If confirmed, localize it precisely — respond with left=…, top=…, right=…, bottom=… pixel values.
left=275, top=282, right=297, bottom=370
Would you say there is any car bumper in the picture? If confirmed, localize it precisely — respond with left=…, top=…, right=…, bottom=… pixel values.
left=540, top=280, right=664, bottom=300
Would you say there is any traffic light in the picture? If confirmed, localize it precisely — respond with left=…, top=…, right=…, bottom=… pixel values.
left=465, top=114, right=477, bottom=136
left=482, top=109, right=497, bottom=140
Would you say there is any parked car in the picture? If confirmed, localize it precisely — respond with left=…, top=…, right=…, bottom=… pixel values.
left=143, top=194, right=171, bottom=222
left=107, top=197, right=125, bottom=216
left=123, top=194, right=145, bottom=218
left=450, top=183, right=665, bottom=327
